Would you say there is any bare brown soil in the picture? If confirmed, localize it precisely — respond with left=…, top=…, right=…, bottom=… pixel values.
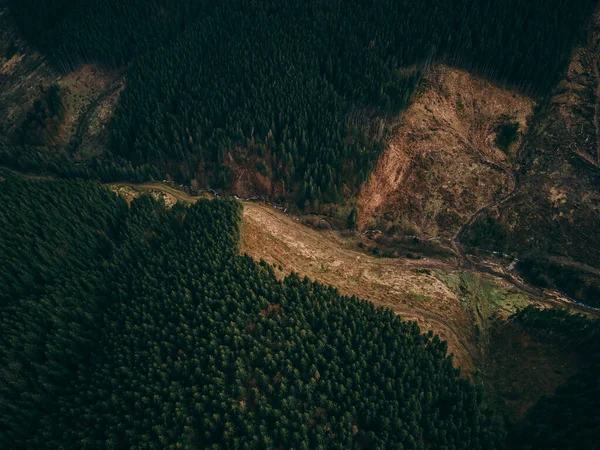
left=239, top=201, right=479, bottom=372
left=0, top=165, right=591, bottom=421
left=71, top=75, right=124, bottom=160
left=552, top=8, right=600, bottom=169
left=106, top=181, right=598, bottom=379
left=109, top=184, right=181, bottom=208
left=0, top=11, right=121, bottom=150
left=108, top=182, right=487, bottom=373
left=1, top=1, right=596, bottom=423
left=55, top=65, right=122, bottom=149
left=358, top=65, right=534, bottom=237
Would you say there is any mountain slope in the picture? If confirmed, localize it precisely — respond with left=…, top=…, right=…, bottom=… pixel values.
left=358, top=64, right=534, bottom=237
left=464, top=10, right=600, bottom=305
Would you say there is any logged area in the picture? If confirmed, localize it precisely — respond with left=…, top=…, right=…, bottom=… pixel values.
left=1, top=172, right=507, bottom=449
left=0, top=11, right=126, bottom=176
left=358, top=65, right=534, bottom=236
left=2, top=0, right=600, bottom=448
left=103, top=181, right=600, bottom=437
left=462, top=10, right=600, bottom=306
left=109, top=183, right=596, bottom=392
left=3, top=0, right=598, bottom=208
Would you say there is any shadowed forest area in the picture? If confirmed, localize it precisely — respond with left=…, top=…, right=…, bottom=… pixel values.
left=1, top=171, right=599, bottom=448
left=0, top=172, right=503, bottom=449
left=1, top=0, right=600, bottom=448
left=4, top=0, right=597, bottom=207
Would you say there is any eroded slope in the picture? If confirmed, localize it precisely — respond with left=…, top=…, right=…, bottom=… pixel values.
left=0, top=9, right=123, bottom=160
left=358, top=65, right=534, bottom=237
left=102, top=180, right=599, bottom=425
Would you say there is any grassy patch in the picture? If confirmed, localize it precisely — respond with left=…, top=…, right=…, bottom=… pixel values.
left=438, top=272, right=530, bottom=321
left=405, top=292, right=431, bottom=303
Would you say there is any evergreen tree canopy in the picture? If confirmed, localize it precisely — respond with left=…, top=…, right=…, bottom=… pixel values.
left=0, top=172, right=503, bottom=449
left=8, top=0, right=597, bottom=205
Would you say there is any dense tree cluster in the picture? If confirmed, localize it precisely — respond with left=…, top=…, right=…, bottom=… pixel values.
left=8, top=0, right=597, bottom=207
left=0, top=172, right=502, bottom=449
left=0, top=142, right=161, bottom=182
left=517, top=256, right=600, bottom=307
left=109, top=5, right=420, bottom=207
left=0, top=172, right=130, bottom=445
left=7, top=0, right=76, bottom=43
left=0, top=172, right=130, bottom=307
left=8, top=0, right=202, bottom=67
left=461, top=217, right=508, bottom=253
left=15, top=84, right=65, bottom=146
left=509, top=307, right=600, bottom=450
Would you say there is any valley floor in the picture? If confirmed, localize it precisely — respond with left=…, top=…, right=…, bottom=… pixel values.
left=109, top=182, right=599, bottom=379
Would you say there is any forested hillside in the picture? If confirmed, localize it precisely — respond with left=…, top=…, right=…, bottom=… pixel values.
left=7, top=0, right=597, bottom=207
left=8, top=0, right=203, bottom=67
left=509, top=307, right=600, bottom=450
left=3, top=1, right=600, bottom=447
left=0, top=172, right=503, bottom=449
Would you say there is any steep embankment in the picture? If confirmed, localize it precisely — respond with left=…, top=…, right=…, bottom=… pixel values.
left=358, top=64, right=534, bottom=237
left=499, top=12, right=600, bottom=267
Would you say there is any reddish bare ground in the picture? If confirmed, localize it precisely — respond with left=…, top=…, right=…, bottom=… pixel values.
left=0, top=12, right=121, bottom=149
left=358, top=65, right=534, bottom=236
left=240, top=201, right=491, bottom=375
left=551, top=7, right=600, bottom=168
left=110, top=183, right=597, bottom=380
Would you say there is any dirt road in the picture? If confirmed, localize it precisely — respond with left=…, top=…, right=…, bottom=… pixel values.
left=4, top=172, right=597, bottom=374
left=101, top=181, right=600, bottom=372
left=240, top=201, right=481, bottom=371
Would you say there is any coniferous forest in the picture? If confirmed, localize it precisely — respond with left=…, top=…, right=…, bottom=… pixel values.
left=0, top=172, right=503, bottom=449
left=3, top=1, right=600, bottom=448
left=7, top=0, right=598, bottom=206
left=2, top=172, right=598, bottom=449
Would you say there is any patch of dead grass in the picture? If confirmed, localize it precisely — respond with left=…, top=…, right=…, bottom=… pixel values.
left=240, top=201, right=480, bottom=373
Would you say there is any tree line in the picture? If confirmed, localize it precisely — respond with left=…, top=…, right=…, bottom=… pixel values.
left=462, top=215, right=600, bottom=308
left=8, top=0, right=598, bottom=208
left=0, top=172, right=503, bottom=449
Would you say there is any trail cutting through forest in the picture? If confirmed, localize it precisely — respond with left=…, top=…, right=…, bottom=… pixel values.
left=107, top=180, right=600, bottom=376
left=110, top=182, right=481, bottom=372
left=2, top=167, right=598, bottom=374
left=69, top=77, right=124, bottom=153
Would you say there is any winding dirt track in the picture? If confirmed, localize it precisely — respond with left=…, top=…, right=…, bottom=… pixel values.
left=107, top=181, right=600, bottom=375
left=239, top=201, right=480, bottom=371
left=3, top=170, right=598, bottom=374
left=70, top=78, right=123, bottom=152
left=108, top=182, right=482, bottom=371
